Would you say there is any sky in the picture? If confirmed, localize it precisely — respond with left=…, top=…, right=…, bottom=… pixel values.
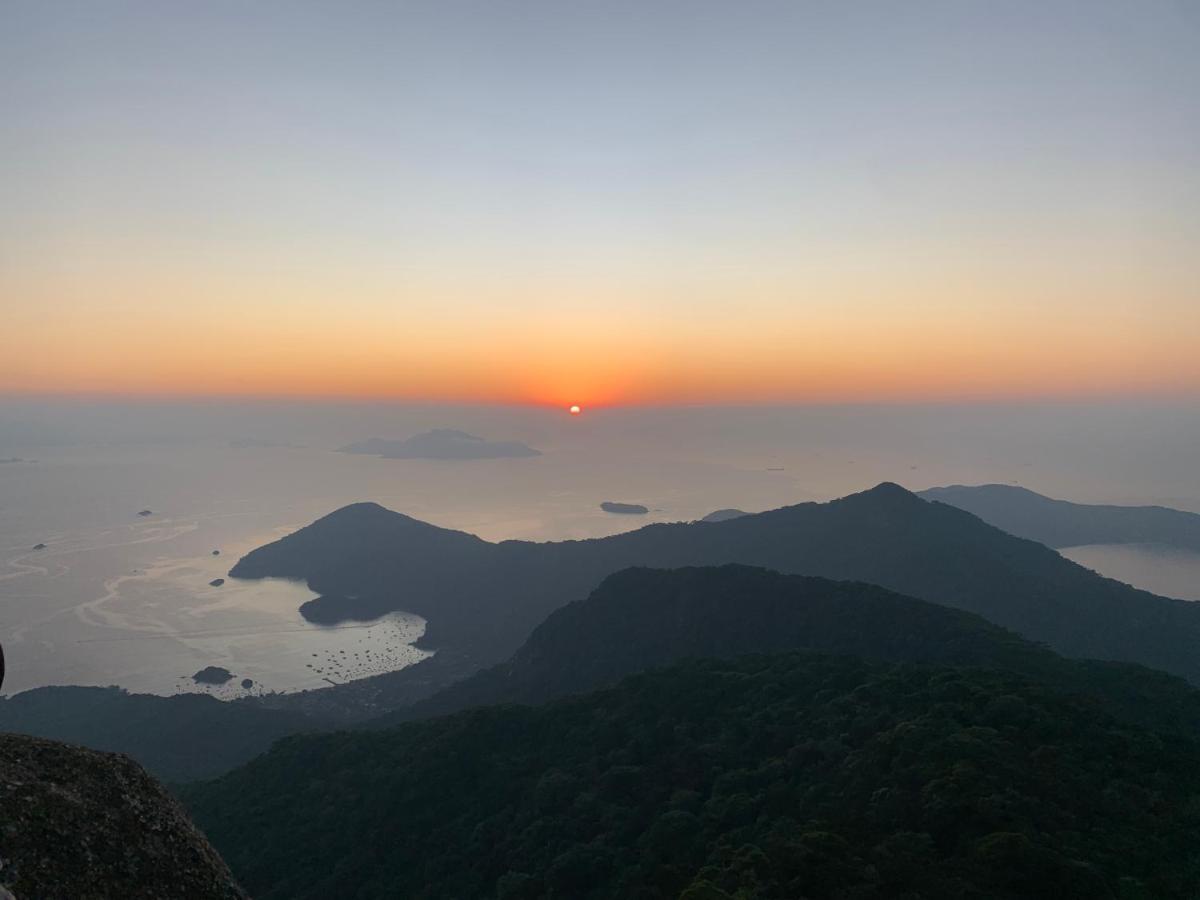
left=2, top=0, right=1198, bottom=407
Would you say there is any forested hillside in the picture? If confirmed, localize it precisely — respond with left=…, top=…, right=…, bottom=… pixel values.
left=186, top=653, right=1200, bottom=899
left=374, top=565, right=1200, bottom=739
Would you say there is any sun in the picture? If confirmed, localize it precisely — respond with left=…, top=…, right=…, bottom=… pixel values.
left=569, top=405, right=582, bottom=416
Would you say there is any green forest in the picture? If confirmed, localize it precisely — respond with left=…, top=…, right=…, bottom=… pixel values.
left=186, top=652, right=1200, bottom=899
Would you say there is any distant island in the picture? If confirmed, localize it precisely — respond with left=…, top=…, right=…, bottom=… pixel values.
left=700, top=508, right=748, bottom=523
left=192, top=666, right=234, bottom=686
left=600, top=501, right=648, bottom=515
left=32, top=542, right=47, bottom=550
left=229, top=437, right=301, bottom=449
left=0, top=457, right=25, bottom=464
left=920, top=484, right=1200, bottom=551
left=137, top=509, right=153, bottom=517
left=339, top=429, right=540, bottom=460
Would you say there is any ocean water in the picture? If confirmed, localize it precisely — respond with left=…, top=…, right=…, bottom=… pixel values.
left=0, top=435, right=796, bottom=696
left=2, top=399, right=1198, bottom=696
left=1060, top=544, right=1200, bottom=602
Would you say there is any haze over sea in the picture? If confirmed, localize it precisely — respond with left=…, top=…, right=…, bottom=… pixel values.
left=2, top=397, right=1198, bottom=697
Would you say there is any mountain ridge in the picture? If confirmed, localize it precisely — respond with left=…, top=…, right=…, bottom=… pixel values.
left=370, top=564, right=1200, bottom=738
left=231, top=482, right=1200, bottom=688
left=919, top=483, right=1200, bottom=550
left=0, top=685, right=326, bottom=782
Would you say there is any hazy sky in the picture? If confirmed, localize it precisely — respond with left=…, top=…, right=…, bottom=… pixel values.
left=2, top=1, right=1197, bottom=406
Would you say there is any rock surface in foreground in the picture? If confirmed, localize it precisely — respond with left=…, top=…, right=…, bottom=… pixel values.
left=0, top=732, right=245, bottom=899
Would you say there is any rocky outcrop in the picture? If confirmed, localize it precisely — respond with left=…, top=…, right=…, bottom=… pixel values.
left=0, top=733, right=245, bottom=899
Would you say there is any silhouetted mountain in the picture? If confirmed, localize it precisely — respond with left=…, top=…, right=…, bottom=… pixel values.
left=2, top=732, right=245, bottom=898
left=920, top=483, right=1200, bottom=550
left=0, top=685, right=326, bottom=782
left=374, top=565, right=1200, bottom=738
left=232, top=483, right=1200, bottom=688
left=185, top=652, right=1200, bottom=900
left=699, top=508, right=748, bottom=522
left=340, top=429, right=541, bottom=459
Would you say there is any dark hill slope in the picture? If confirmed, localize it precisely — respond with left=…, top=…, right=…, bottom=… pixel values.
left=1, top=732, right=245, bottom=899
left=233, top=483, right=1200, bottom=686
left=231, top=501, right=507, bottom=647
left=0, top=685, right=325, bottom=782
left=920, top=483, right=1200, bottom=550
left=185, top=653, right=1200, bottom=900
left=372, top=566, right=1200, bottom=737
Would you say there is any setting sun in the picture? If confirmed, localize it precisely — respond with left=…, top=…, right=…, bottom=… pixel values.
left=569, top=405, right=582, bottom=416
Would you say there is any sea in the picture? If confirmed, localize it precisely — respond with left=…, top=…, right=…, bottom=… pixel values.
left=2, top=398, right=1198, bottom=697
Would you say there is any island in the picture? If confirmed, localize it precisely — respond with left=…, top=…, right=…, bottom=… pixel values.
left=32, top=542, right=47, bottom=550
left=340, top=429, right=540, bottom=460
left=600, top=501, right=648, bottom=515
left=920, top=483, right=1200, bottom=551
left=191, top=666, right=233, bottom=686
left=209, top=578, right=226, bottom=587
left=137, top=509, right=153, bottom=517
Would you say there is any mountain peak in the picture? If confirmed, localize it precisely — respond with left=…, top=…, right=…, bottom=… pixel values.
left=313, top=501, right=445, bottom=532
left=841, top=481, right=923, bottom=506
left=867, top=480, right=910, bottom=494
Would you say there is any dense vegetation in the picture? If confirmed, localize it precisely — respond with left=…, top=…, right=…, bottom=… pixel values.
left=375, top=565, right=1200, bottom=740
left=232, top=482, right=1200, bottom=689
left=186, top=652, right=1200, bottom=899
left=0, top=685, right=323, bottom=782
left=920, top=483, right=1200, bottom=551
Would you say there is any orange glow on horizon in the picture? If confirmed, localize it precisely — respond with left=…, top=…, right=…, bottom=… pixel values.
left=3, top=259, right=1197, bottom=407
left=5, top=2, right=1198, bottom=413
